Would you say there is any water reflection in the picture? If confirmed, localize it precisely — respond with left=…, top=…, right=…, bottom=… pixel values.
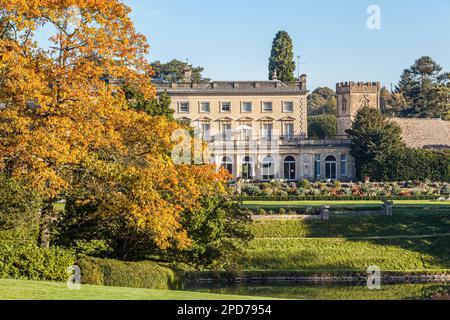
left=185, top=282, right=450, bottom=300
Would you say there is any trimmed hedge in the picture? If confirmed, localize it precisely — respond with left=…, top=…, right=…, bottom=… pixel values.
left=77, top=256, right=182, bottom=290
left=382, top=149, right=450, bottom=182
left=0, top=242, right=75, bottom=281
left=239, top=195, right=440, bottom=202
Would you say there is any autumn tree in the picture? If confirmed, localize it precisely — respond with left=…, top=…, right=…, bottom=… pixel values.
left=0, top=0, right=248, bottom=260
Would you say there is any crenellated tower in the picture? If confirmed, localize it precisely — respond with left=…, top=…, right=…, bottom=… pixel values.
left=336, top=81, right=381, bottom=138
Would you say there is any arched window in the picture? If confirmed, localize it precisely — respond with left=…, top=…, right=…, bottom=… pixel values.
left=342, top=97, right=348, bottom=112
left=284, top=156, right=296, bottom=181
left=242, top=156, right=254, bottom=180
left=325, top=155, right=337, bottom=180
left=262, top=156, right=275, bottom=180
left=221, top=156, right=233, bottom=175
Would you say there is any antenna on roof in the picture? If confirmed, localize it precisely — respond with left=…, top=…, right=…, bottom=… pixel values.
left=297, top=55, right=307, bottom=80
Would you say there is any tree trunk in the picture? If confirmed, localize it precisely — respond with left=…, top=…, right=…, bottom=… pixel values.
left=38, top=201, right=54, bottom=248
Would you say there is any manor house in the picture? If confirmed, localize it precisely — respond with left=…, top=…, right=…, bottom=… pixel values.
left=156, top=70, right=448, bottom=182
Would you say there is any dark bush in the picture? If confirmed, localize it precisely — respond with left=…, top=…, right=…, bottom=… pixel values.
left=382, top=149, right=450, bottom=182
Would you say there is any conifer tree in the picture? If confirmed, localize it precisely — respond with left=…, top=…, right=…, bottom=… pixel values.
left=268, top=31, right=296, bottom=82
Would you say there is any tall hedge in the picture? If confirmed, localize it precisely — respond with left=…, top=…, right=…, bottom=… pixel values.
left=382, top=149, right=450, bottom=182
left=77, top=256, right=182, bottom=290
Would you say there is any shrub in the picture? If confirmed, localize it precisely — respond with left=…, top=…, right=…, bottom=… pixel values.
left=242, top=185, right=261, bottom=196
left=298, top=179, right=310, bottom=189
left=77, top=256, right=181, bottom=290
left=0, top=243, right=75, bottom=281
left=278, top=208, right=287, bottom=215
left=257, top=208, right=267, bottom=216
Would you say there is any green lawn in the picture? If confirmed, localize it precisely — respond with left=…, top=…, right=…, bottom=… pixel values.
left=250, top=208, right=450, bottom=238
left=0, top=279, right=274, bottom=300
left=243, top=207, right=450, bottom=272
left=242, top=237, right=450, bottom=271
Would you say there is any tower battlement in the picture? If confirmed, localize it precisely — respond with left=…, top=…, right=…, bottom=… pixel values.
left=336, top=81, right=381, bottom=94
left=336, top=81, right=381, bottom=138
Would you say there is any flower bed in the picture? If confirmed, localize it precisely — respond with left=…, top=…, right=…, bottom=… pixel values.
left=238, top=180, right=450, bottom=200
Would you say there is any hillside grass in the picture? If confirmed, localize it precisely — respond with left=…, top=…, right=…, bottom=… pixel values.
left=242, top=237, right=450, bottom=271
left=250, top=208, right=450, bottom=238
left=0, top=279, right=274, bottom=300
left=243, top=207, right=450, bottom=272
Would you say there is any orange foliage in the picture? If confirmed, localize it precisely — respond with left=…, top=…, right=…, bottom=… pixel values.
left=0, top=0, right=229, bottom=250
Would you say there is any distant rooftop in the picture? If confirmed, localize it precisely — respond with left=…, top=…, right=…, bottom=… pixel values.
left=392, top=118, right=450, bottom=149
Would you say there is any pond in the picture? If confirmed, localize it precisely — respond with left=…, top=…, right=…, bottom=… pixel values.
left=184, top=282, right=450, bottom=300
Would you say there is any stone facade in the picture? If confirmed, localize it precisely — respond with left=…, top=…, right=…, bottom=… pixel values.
left=336, top=82, right=381, bottom=137
left=335, top=82, right=450, bottom=150
left=156, top=75, right=357, bottom=181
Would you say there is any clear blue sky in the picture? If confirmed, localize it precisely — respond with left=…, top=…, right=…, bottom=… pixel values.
left=123, top=0, right=450, bottom=90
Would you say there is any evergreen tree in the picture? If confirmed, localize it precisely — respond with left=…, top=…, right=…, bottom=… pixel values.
left=151, top=59, right=210, bottom=83
left=308, top=115, right=337, bottom=139
left=307, top=87, right=337, bottom=116
left=346, top=106, right=405, bottom=181
left=396, top=56, right=449, bottom=118
left=125, top=87, right=174, bottom=120
left=268, top=31, right=296, bottom=82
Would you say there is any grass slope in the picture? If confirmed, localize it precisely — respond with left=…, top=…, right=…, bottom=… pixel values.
left=243, top=208, right=450, bottom=272
left=0, top=279, right=273, bottom=300
left=250, top=208, right=450, bottom=238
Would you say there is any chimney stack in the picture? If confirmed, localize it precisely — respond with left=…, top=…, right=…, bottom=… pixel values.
left=183, top=65, right=192, bottom=83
